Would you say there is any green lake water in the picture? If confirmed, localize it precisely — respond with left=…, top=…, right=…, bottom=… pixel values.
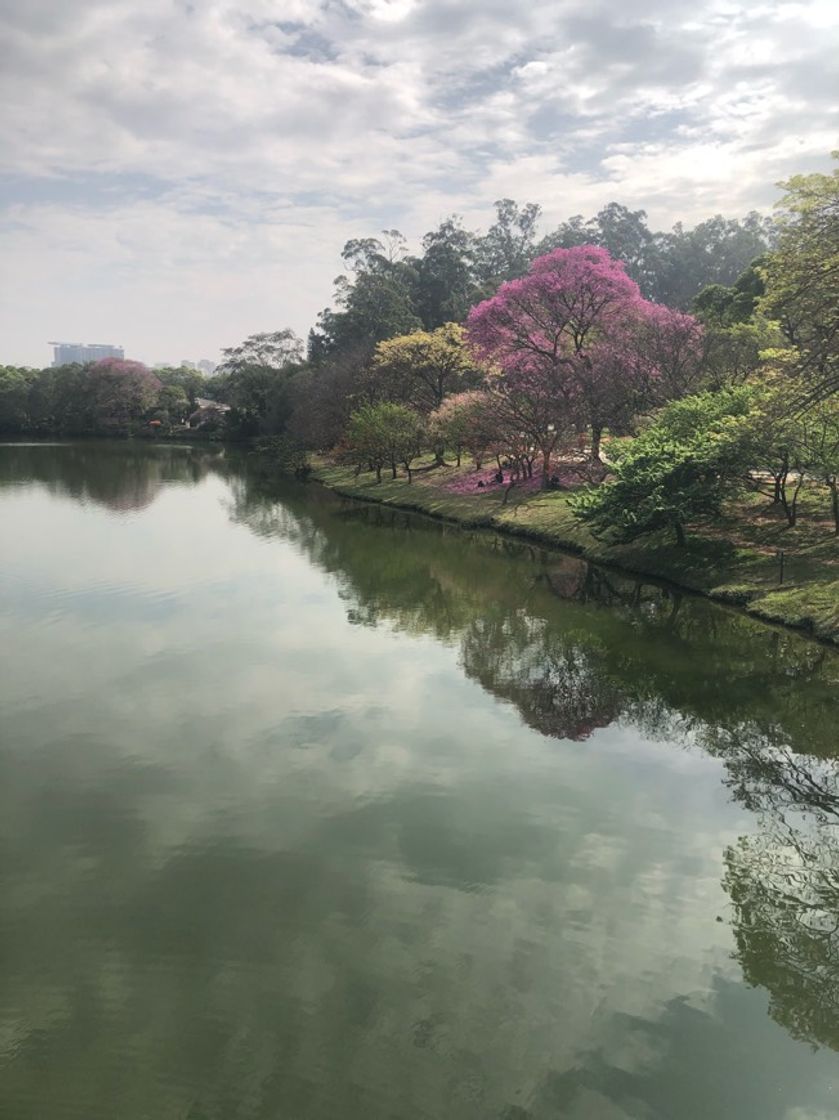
left=1, top=440, right=838, bottom=1119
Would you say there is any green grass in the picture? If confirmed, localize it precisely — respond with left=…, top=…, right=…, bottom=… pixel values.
left=752, top=581, right=839, bottom=644
left=312, top=456, right=839, bottom=645
left=313, top=457, right=504, bottom=526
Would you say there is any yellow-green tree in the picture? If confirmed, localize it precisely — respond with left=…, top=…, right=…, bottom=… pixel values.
left=370, top=323, right=483, bottom=413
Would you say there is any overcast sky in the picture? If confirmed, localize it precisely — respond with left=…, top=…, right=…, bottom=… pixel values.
left=1, top=0, right=836, bottom=367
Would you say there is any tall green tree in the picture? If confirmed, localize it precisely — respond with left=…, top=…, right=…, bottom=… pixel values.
left=0, top=366, right=36, bottom=432
left=26, top=364, right=93, bottom=433
left=288, top=345, right=370, bottom=451
left=537, top=204, right=772, bottom=306
left=473, top=199, right=542, bottom=292
left=216, top=330, right=303, bottom=437
left=693, top=258, right=767, bottom=327
left=415, top=218, right=476, bottom=329
left=155, top=365, right=210, bottom=408
left=310, top=232, right=422, bottom=357
left=760, top=156, right=839, bottom=400
left=649, top=212, right=774, bottom=308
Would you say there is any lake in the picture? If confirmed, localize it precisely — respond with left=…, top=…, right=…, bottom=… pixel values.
left=1, top=440, right=837, bottom=1119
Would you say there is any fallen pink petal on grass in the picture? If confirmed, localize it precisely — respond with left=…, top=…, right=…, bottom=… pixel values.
left=442, top=462, right=586, bottom=495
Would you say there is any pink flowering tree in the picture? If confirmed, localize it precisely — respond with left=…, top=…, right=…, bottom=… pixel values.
left=623, top=304, right=706, bottom=404
left=466, top=245, right=703, bottom=481
left=579, top=307, right=705, bottom=440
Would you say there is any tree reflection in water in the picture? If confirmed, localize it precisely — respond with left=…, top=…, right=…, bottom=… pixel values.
left=0, top=440, right=225, bottom=513
left=14, top=452, right=837, bottom=1057
left=722, top=751, right=839, bottom=1051
left=461, top=613, right=624, bottom=741
left=228, top=469, right=839, bottom=1054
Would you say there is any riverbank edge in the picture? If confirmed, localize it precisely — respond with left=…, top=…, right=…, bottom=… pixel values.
left=310, top=462, right=839, bottom=648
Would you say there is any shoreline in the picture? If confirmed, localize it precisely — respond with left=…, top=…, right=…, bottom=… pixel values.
left=310, top=460, right=839, bottom=649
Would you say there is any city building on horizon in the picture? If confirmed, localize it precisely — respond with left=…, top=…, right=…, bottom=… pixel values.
left=49, top=341, right=124, bottom=367
left=180, top=358, right=218, bottom=375
left=152, top=359, right=218, bottom=375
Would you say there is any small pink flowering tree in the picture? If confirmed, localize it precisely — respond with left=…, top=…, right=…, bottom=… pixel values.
left=431, top=389, right=538, bottom=476
left=466, top=245, right=703, bottom=481
left=429, top=390, right=497, bottom=468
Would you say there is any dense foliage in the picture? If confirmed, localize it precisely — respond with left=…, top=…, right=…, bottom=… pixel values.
left=3, top=156, right=837, bottom=545
left=0, top=359, right=173, bottom=436
left=572, top=390, right=752, bottom=545
left=760, top=167, right=839, bottom=400
left=346, top=402, right=425, bottom=483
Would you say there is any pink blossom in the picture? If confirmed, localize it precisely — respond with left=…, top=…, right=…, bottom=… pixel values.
left=466, top=245, right=703, bottom=472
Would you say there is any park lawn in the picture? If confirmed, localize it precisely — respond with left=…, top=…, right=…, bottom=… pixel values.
left=312, top=456, right=839, bottom=645
left=313, top=455, right=509, bottom=526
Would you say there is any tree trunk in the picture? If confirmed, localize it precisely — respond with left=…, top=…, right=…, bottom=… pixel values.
left=456, top=449, right=461, bottom=467
left=773, top=450, right=789, bottom=505
left=674, top=520, right=686, bottom=547
left=375, top=464, right=382, bottom=483
left=404, top=462, right=413, bottom=483
left=782, top=470, right=804, bottom=527
left=831, top=479, right=839, bottom=535
left=390, top=459, right=397, bottom=480
left=590, top=425, right=603, bottom=462
left=541, top=447, right=551, bottom=489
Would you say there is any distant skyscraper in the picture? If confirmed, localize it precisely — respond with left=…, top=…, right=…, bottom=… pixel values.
left=49, top=342, right=124, bottom=367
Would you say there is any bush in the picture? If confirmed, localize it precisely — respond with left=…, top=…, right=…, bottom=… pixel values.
left=346, top=402, right=425, bottom=482
left=572, top=389, right=751, bottom=545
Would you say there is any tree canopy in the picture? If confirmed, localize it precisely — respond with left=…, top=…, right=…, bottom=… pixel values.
left=467, top=245, right=703, bottom=474
left=572, top=389, right=752, bottom=545
left=760, top=159, right=839, bottom=401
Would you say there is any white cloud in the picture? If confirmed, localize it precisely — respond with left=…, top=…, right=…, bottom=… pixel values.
left=0, top=0, right=836, bottom=364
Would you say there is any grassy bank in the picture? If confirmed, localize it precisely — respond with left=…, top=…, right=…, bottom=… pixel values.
left=312, top=456, right=839, bottom=646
